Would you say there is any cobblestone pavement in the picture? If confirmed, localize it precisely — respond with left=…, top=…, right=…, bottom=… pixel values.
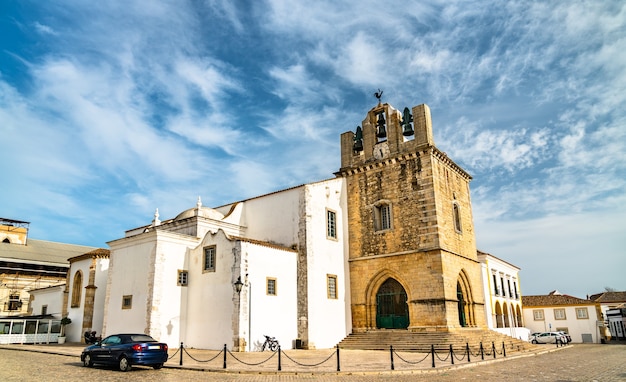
left=1, top=342, right=625, bottom=381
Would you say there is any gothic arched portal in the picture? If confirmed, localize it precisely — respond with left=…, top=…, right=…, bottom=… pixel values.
left=456, top=270, right=476, bottom=327
left=457, top=282, right=466, bottom=326
left=375, top=278, right=409, bottom=329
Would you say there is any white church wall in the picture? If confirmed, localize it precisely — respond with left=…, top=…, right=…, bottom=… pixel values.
left=67, top=258, right=91, bottom=342
left=220, top=187, right=302, bottom=247
left=149, top=233, right=193, bottom=345
left=105, top=231, right=196, bottom=339
left=245, top=242, right=298, bottom=351
left=184, top=230, right=239, bottom=349
left=302, top=179, right=351, bottom=349
left=91, top=257, right=109, bottom=337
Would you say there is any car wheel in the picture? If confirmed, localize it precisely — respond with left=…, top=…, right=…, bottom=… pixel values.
left=531, top=339, right=538, bottom=344
left=83, top=353, right=93, bottom=367
left=119, top=356, right=131, bottom=372
left=152, top=363, right=163, bottom=370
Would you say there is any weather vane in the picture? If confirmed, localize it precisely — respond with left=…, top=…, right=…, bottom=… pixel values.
left=374, top=89, right=383, bottom=104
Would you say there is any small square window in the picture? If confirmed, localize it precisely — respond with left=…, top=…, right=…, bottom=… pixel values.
left=178, top=270, right=188, bottom=286
left=533, top=309, right=544, bottom=321
left=41, top=305, right=48, bottom=315
left=203, top=246, right=216, bottom=272
left=266, top=278, right=277, bottom=296
left=327, top=209, right=337, bottom=239
left=554, top=308, right=566, bottom=320
left=576, top=307, right=589, bottom=319
left=122, top=295, right=133, bottom=309
left=7, top=294, right=21, bottom=311
left=327, top=275, right=338, bottom=299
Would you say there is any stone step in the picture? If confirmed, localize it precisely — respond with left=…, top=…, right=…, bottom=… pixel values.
left=336, top=329, right=536, bottom=352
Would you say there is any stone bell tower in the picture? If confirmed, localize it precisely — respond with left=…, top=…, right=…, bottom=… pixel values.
left=336, top=101, right=486, bottom=332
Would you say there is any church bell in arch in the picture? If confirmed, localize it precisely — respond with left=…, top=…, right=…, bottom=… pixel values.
left=353, top=126, right=364, bottom=151
left=376, top=111, right=387, bottom=138
left=401, top=107, right=414, bottom=136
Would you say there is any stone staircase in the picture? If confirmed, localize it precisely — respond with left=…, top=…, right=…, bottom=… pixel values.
left=337, top=329, right=538, bottom=353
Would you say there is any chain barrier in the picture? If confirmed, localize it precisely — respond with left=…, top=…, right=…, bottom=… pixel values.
left=182, top=346, right=223, bottom=363
left=452, top=346, right=467, bottom=362
left=433, top=348, right=451, bottom=362
left=167, top=346, right=181, bottom=361
left=391, top=348, right=431, bottom=365
left=281, top=349, right=336, bottom=367
left=227, top=348, right=277, bottom=366
left=173, top=339, right=510, bottom=371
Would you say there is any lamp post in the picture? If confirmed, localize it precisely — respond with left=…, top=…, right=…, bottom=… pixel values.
left=234, top=275, right=251, bottom=351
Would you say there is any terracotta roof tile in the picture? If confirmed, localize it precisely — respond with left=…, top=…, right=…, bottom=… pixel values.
left=588, top=291, right=626, bottom=303
left=522, top=294, right=593, bottom=307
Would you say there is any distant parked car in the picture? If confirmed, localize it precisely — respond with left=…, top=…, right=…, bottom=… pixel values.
left=81, top=333, right=168, bottom=371
left=530, top=332, right=567, bottom=344
left=557, top=331, right=571, bottom=343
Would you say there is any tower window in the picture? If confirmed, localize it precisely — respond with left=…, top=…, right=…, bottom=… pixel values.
left=374, top=202, right=392, bottom=231
left=326, top=209, right=337, bottom=239
left=453, top=202, right=462, bottom=233
left=203, top=246, right=216, bottom=272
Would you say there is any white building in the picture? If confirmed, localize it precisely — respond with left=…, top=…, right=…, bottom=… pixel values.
left=28, top=284, right=64, bottom=318
left=65, top=249, right=110, bottom=342
left=103, top=178, right=350, bottom=351
left=522, top=291, right=604, bottom=343
left=478, top=251, right=529, bottom=341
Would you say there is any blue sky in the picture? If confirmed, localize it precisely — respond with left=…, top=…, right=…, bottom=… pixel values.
left=1, top=1, right=624, bottom=299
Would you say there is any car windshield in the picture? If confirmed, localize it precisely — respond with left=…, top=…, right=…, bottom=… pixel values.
left=130, top=334, right=156, bottom=342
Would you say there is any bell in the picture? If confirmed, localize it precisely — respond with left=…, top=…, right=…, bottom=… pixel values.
left=401, top=107, right=414, bottom=136
left=353, top=126, right=364, bottom=151
left=376, top=112, right=387, bottom=138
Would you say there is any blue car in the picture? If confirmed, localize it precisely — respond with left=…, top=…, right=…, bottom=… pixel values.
left=81, top=333, right=168, bottom=371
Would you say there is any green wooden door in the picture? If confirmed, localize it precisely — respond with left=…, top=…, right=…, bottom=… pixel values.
left=457, top=282, right=467, bottom=327
left=376, top=278, right=409, bottom=329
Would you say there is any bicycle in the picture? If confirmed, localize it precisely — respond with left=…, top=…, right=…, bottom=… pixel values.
left=261, top=335, right=279, bottom=351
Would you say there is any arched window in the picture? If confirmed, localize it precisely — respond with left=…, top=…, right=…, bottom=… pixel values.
left=452, top=202, right=462, bottom=233
left=71, top=271, right=83, bottom=308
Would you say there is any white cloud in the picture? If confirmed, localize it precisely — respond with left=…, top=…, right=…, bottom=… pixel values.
left=33, top=22, right=56, bottom=35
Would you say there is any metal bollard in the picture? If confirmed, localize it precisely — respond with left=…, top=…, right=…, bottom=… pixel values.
left=390, top=345, right=395, bottom=370
left=336, top=346, right=340, bottom=372
left=431, top=344, right=435, bottom=368
left=223, top=344, right=227, bottom=369
left=450, top=344, right=454, bottom=365
left=278, top=345, right=281, bottom=371
left=180, top=342, right=183, bottom=366
left=466, top=342, right=471, bottom=363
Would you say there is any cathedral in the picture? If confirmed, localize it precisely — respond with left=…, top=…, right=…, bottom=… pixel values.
left=70, top=100, right=487, bottom=351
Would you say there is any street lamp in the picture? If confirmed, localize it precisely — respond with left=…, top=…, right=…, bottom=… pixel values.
left=234, top=276, right=244, bottom=294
